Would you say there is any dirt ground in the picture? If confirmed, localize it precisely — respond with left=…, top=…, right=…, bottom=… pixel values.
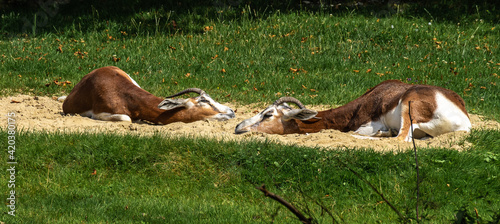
left=2, top=94, right=499, bottom=152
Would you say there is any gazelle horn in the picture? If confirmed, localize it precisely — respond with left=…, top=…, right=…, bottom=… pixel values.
left=273, top=97, right=306, bottom=109
left=165, top=88, right=206, bottom=98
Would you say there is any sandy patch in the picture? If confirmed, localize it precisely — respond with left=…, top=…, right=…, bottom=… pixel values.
left=2, top=95, right=498, bottom=152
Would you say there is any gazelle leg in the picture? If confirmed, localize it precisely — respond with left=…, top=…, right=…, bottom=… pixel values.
left=93, top=112, right=132, bottom=122
left=397, top=98, right=435, bottom=141
left=396, top=102, right=412, bottom=141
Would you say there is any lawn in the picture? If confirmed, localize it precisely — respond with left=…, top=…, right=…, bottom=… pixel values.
left=1, top=0, right=499, bottom=223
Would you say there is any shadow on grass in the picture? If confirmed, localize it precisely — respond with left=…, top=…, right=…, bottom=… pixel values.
left=1, top=0, right=498, bottom=38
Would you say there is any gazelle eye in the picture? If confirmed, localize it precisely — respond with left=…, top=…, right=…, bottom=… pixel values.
left=262, top=111, right=273, bottom=119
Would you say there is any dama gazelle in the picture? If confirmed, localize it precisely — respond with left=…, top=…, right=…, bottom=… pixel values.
left=235, top=80, right=471, bottom=141
left=61, top=66, right=235, bottom=124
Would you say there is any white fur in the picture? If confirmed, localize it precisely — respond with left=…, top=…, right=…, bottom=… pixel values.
left=382, top=102, right=403, bottom=130
left=211, top=113, right=236, bottom=121
left=397, top=92, right=471, bottom=142
left=355, top=120, right=387, bottom=136
left=57, top=96, right=67, bottom=102
left=414, top=92, right=471, bottom=137
left=93, top=113, right=132, bottom=122
left=126, top=73, right=141, bottom=88
left=354, top=104, right=401, bottom=136
left=80, top=110, right=132, bottom=122
left=200, top=95, right=235, bottom=118
left=356, top=92, right=471, bottom=142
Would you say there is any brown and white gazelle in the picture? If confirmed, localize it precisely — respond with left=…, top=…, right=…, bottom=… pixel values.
left=235, top=80, right=471, bottom=141
left=61, top=66, right=235, bottom=124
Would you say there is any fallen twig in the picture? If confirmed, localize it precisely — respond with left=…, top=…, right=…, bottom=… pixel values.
left=256, top=184, right=313, bottom=224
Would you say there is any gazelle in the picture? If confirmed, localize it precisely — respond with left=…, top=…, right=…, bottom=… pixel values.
left=61, top=66, right=235, bottom=124
left=235, top=80, right=471, bottom=141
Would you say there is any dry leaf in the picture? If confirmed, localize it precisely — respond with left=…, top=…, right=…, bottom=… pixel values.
left=56, top=45, right=63, bottom=53
left=203, top=26, right=213, bottom=32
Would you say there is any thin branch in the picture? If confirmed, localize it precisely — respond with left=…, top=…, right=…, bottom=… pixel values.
left=409, top=101, right=421, bottom=222
left=257, top=184, right=313, bottom=224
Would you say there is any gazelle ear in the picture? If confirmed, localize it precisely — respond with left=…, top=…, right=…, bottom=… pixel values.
left=158, top=98, right=188, bottom=110
left=282, top=109, right=318, bottom=121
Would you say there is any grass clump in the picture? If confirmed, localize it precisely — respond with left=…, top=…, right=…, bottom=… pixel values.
left=0, top=129, right=498, bottom=223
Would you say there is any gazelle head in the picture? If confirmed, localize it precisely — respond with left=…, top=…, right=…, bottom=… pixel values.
left=158, top=88, right=235, bottom=122
left=234, top=97, right=318, bottom=134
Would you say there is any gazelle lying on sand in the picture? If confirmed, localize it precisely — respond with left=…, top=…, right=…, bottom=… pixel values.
left=60, top=66, right=235, bottom=124
left=235, top=80, right=471, bottom=141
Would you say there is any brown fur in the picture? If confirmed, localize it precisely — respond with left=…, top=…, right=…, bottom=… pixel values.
left=275, top=80, right=469, bottom=136
left=63, top=66, right=220, bottom=124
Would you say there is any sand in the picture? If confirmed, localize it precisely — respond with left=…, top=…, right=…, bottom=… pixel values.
left=2, top=94, right=498, bottom=152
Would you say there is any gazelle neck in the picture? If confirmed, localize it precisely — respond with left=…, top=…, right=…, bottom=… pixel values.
left=293, top=101, right=373, bottom=134
left=126, top=91, right=165, bottom=123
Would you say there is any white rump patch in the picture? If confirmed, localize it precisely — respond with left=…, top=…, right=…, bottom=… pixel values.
left=415, top=92, right=471, bottom=137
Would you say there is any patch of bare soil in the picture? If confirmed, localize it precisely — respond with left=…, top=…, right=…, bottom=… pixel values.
left=2, top=95, right=499, bottom=152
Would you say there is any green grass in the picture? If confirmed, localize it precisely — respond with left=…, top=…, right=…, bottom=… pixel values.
left=1, top=2, right=499, bottom=223
left=0, top=5, right=499, bottom=120
left=0, top=129, right=499, bottom=223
